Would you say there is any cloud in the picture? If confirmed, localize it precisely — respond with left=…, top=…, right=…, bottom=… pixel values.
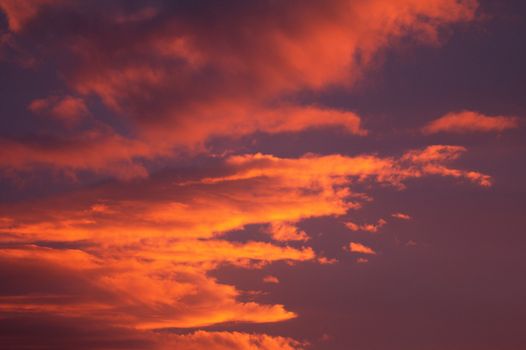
left=400, top=145, right=492, bottom=186
left=422, top=110, right=519, bottom=134
left=0, top=128, right=155, bottom=179
left=206, top=145, right=491, bottom=188
left=0, top=0, right=479, bottom=176
left=263, top=275, right=280, bottom=284
left=0, top=243, right=302, bottom=330
left=28, top=95, right=89, bottom=125
left=0, top=0, right=64, bottom=32
left=265, top=222, right=309, bottom=242
left=1, top=145, right=488, bottom=243
left=0, top=2, right=494, bottom=347
left=392, top=212, right=411, bottom=220
left=0, top=105, right=363, bottom=178
left=345, top=218, right=387, bottom=233
left=0, top=145, right=489, bottom=332
left=157, top=331, right=304, bottom=350
left=349, top=242, right=376, bottom=255
left=0, top=143, right=492, bottom=347
left=0, top=316, right=304, bottom=350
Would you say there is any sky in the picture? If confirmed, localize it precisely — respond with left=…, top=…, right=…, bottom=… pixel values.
left=0, top=1, right=525, bottom=349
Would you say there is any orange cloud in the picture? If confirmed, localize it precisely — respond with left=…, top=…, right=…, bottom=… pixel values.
left=349, top=242, right=377, bottom=255
left=0, top=145, right=489, bottom=244
left=0, top=243, right=301, bottom=330
left=210, top=145, right=491, bottom=188
left=133, top=330, right=304, bottom=350
left=401, top=145, right=492, bottom=186
left=157, top=331, right=304, bottom=350
left=0, top=143, right=491, bottom=346
left=0, top=2, right=503, bottom=349
left=265, top=222, right=309, bottom=242
left=422, top=110, right=519, bottom=134
left=345, top=219, right=387, bottom=233
left=0, top=105, right=364, bottom=178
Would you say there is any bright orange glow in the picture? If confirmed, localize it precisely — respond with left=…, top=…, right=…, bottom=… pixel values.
left=349, top=242, right=377, bottom=255
left=3, top=0, right=522, bottom=349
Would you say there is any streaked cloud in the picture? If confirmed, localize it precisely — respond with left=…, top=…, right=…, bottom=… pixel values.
left=263, top=275, right=280, bottom=284
left=422, top=110, right=519, bottom=134
left=345, top=219, right=387, bottom=233
left=0, top=144, right=489, bottom=336
left=392, top=212, right=411, bottom=220
left=3, top=1, right=518, bottom=349
left=0, top=0, right=479, bottom=177
left=0, top=146, right=490, bottom=243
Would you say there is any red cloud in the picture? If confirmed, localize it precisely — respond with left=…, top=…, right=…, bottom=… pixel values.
left=263, top=275, right=280, bottom=284
left=422, top=110, right=519, bottom=134
left=28, top=95, right=89, bottom=125
left=0, top=0, right=479, bottom=177
left=0, top=2, right=496, bottom=348
left=392, top=212, right=412, bottom=220
left=0, top=0, right=64, bottom=32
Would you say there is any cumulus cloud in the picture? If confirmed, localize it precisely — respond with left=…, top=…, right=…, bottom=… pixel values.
left=422, top=110, right=519, bottom=134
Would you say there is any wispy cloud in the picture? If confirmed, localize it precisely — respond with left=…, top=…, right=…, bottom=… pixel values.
left=0, top=0, right=478, bottom=178
left=0, top=1, right=504, bottom=349
left=345, top=219, right=387, bottom=233
left=422, top=111, right=519, bottom=134
left=392, top=212, right=411, bottom=220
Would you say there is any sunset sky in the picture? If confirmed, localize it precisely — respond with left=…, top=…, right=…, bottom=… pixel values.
left=0, top=1, right=525, bottom=349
